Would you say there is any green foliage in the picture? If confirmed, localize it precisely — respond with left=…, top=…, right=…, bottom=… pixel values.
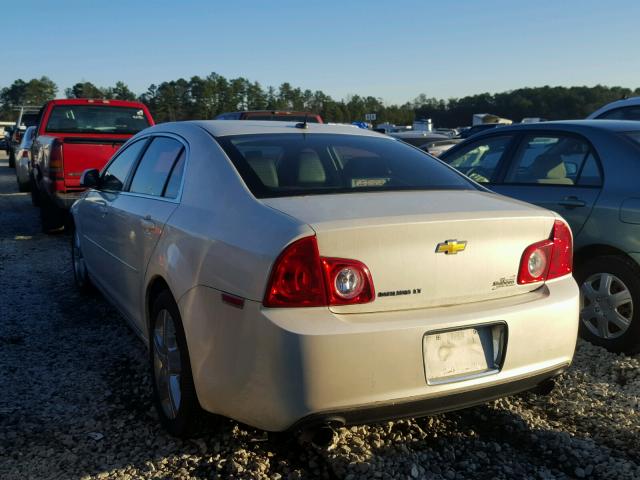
left=1, top=74, right=638, bottom=126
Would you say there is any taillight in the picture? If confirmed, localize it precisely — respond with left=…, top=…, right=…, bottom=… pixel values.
left=518, top=220, right=573, bottom=285
left=50, top=140, right=64, bottom=181
left=263, top=236, right=375, bottom=308
left=21, top=150, right=29, bottom=158
left=321, top=258, right=374, bottom=305
left=547, top=220, right=573, bottom=280
left=263, top=236, right=327, bottom=307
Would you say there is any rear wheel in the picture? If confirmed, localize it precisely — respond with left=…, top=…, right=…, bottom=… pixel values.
left=71, top=228, right=93, bottom=293
left=150, top=290, right=205, bottom=437
left=576, top=255, right=640, bottom=354
left=30, top=177, right=40, bottom=206
left=8, top=150, right=15, bottom=168
left=40, top=196, right=65, bottom=233
left=17, top=179, right=30, bottom=192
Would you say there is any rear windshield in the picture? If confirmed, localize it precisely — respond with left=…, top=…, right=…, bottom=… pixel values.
left=45, top=105, right=150, bottom=134
left=216, top=133, right=474, bottom=198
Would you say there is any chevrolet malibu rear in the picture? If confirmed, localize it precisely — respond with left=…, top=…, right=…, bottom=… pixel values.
left=70, top=121, right=579, bottom=437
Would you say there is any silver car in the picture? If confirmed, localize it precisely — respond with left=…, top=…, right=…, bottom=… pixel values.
left=71, top=121, right=578, bottom=437
left=15, top=126, right=36, bottom=192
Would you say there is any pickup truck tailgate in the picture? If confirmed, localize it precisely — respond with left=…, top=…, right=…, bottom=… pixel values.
left=62, top=138, right=126, bottom=188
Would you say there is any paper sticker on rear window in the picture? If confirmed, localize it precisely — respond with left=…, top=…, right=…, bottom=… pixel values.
left=351, top=178, right=390, bottom=187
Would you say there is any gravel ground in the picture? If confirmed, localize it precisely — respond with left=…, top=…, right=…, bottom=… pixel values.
left=0, top=152, right=639, bottom=480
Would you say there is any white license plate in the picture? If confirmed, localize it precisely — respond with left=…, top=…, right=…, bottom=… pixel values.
left=424, top=328, right=492, bottom=383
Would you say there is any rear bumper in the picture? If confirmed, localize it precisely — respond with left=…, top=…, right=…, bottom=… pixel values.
left=179, top=276, right=579, bottom=431
left=52, top=190, right=83, bottom=209
left=289, top=365, right=566, bottom=431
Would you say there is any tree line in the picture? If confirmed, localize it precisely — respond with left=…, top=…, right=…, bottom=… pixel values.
left=1, top=74, right=638, bottom=127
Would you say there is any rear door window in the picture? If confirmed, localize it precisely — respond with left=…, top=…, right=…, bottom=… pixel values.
left=440, top=135, right=514, bottom=183
left=129, top=137, right=184, bottom=197
left=504, top=134, right=600, bottom=186
left=101, top=140, right=147, bottom=192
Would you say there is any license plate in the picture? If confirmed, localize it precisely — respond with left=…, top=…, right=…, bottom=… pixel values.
left=424, top=327, right=494, bottom=384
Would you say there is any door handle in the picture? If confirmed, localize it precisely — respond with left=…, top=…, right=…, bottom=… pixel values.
left=558, top=196, right=586, bottom=209
left=95, top=200, right=108, bottom=216
left=141, top=216, right=157, bottom=235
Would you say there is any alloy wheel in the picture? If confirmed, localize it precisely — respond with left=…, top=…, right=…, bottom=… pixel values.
left=580, top=272, right=633, bottom=340
left=153, top=309, right=182, bottom=419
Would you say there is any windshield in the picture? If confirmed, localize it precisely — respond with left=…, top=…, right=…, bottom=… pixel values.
left=45, top=105, right=150, bottom=134
left=216, top=133, right=474, bottom=198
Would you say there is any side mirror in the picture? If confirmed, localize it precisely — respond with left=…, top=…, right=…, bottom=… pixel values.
left=80, top=168, right=100, bottom=189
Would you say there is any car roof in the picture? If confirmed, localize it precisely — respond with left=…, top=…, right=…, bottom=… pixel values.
left=462, top=119, right=640, bottom=137
left=185, top=120, right=391, bottom=138
left=47, top=98, right=147, bottom=107
left=588, top=96, right=640, bottom=118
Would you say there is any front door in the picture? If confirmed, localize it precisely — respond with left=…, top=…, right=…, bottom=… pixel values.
left=103, top=137, right=186, bottom=331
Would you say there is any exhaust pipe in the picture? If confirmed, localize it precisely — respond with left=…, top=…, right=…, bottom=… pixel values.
left=298, top=418, right=344, bottom=448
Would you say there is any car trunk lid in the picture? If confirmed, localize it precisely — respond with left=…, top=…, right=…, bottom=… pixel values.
left=262, top=190, right=557, bottom=314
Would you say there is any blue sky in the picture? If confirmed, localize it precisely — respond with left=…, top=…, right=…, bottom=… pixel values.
left=5, top=0, right=640, bottom=104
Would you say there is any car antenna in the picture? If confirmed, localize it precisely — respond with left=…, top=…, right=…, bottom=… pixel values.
left=295, top=114, right=308, bottom=129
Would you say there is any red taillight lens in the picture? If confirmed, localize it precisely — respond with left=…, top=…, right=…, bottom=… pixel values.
left=321, top=258, right=375, bottom=305
left=21, top=150, right=29, bottom=158
left=263, top=236, right=327, bottom=307
left=548, top=220, right=573, bottom=280
left=518, top=240, right=553, bottom=284
left=518, top=220, right=573, bottom=285
left=263, top=236, right=375, bottom=308
left=50, top=140, right=64, bottom=180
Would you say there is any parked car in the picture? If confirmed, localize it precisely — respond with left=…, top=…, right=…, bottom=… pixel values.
left=7, top=106, right=41, bottom=168
left=588, top=96, right=640, bottom=121
left=31, top=99, right=154, bottom=232
left=419, top=138, right=461, bottom=157
left=215, top=110, right=323, bottom=123
left=71, top=120, right=578, bottom=437
left=440, top=120, right=640, bottom=354
left=15, top=126, right=36, bottom=191
left=388, top=130, right=449, bottom=147
left=458, top=123, right=506, bottom=139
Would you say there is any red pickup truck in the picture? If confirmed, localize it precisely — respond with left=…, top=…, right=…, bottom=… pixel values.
left=31, top=99, right=154, bottom=232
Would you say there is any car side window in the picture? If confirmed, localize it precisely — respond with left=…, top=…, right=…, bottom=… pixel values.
left=576, top=153, right=603, bottom=186
left=598, top=106, right=640, bottom=121
left=504, top=134, right=596, bottom=186
left=129, top=137, right=184, bottom=197
left=441, top=135, right=513, bottom=183
left=101, top=140, right=147, bottom=192
left=163, top=149, right=186, bottom=199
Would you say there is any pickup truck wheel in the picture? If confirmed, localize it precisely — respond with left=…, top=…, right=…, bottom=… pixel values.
left=71, top=229, right=93, bottom=293
left=576, top=255, right=640, bottom=355
left=8, top=151, right=15, bottom=168
left=40, top=197, right=65, bottom=233
left=17, top=179, right=30, bottom=192
left=150, top=290, right=206, bottom=438
left=30, top=177, right=40, bottom=206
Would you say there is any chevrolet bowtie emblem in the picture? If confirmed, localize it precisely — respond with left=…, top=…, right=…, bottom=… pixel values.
left=435, top=239, right=467, bottom=255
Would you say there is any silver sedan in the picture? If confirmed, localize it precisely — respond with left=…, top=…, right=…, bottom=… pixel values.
left=71, top=121, right=579, bottom=437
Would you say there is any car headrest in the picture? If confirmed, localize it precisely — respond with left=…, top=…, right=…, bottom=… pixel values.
left=297, top=150, right=326, bottom=184
left=244, top=150, right=278, bottom=188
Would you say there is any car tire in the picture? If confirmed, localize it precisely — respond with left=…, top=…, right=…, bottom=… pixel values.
left=17, top=179, right=30, bottom=192
left=8, top=150, right=15, bottom=168
left=30, top=177, right=40, bottom=206
left=150, top=290, right=206, bottom=438
left=40, top=196, right=65, bottom=233
left=575, top=255, right=640, bottom=354
left=71, top=227, right=93, bottom=294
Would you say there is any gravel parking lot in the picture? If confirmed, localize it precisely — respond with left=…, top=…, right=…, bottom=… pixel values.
left=0, top=151, right=639, bottom=480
